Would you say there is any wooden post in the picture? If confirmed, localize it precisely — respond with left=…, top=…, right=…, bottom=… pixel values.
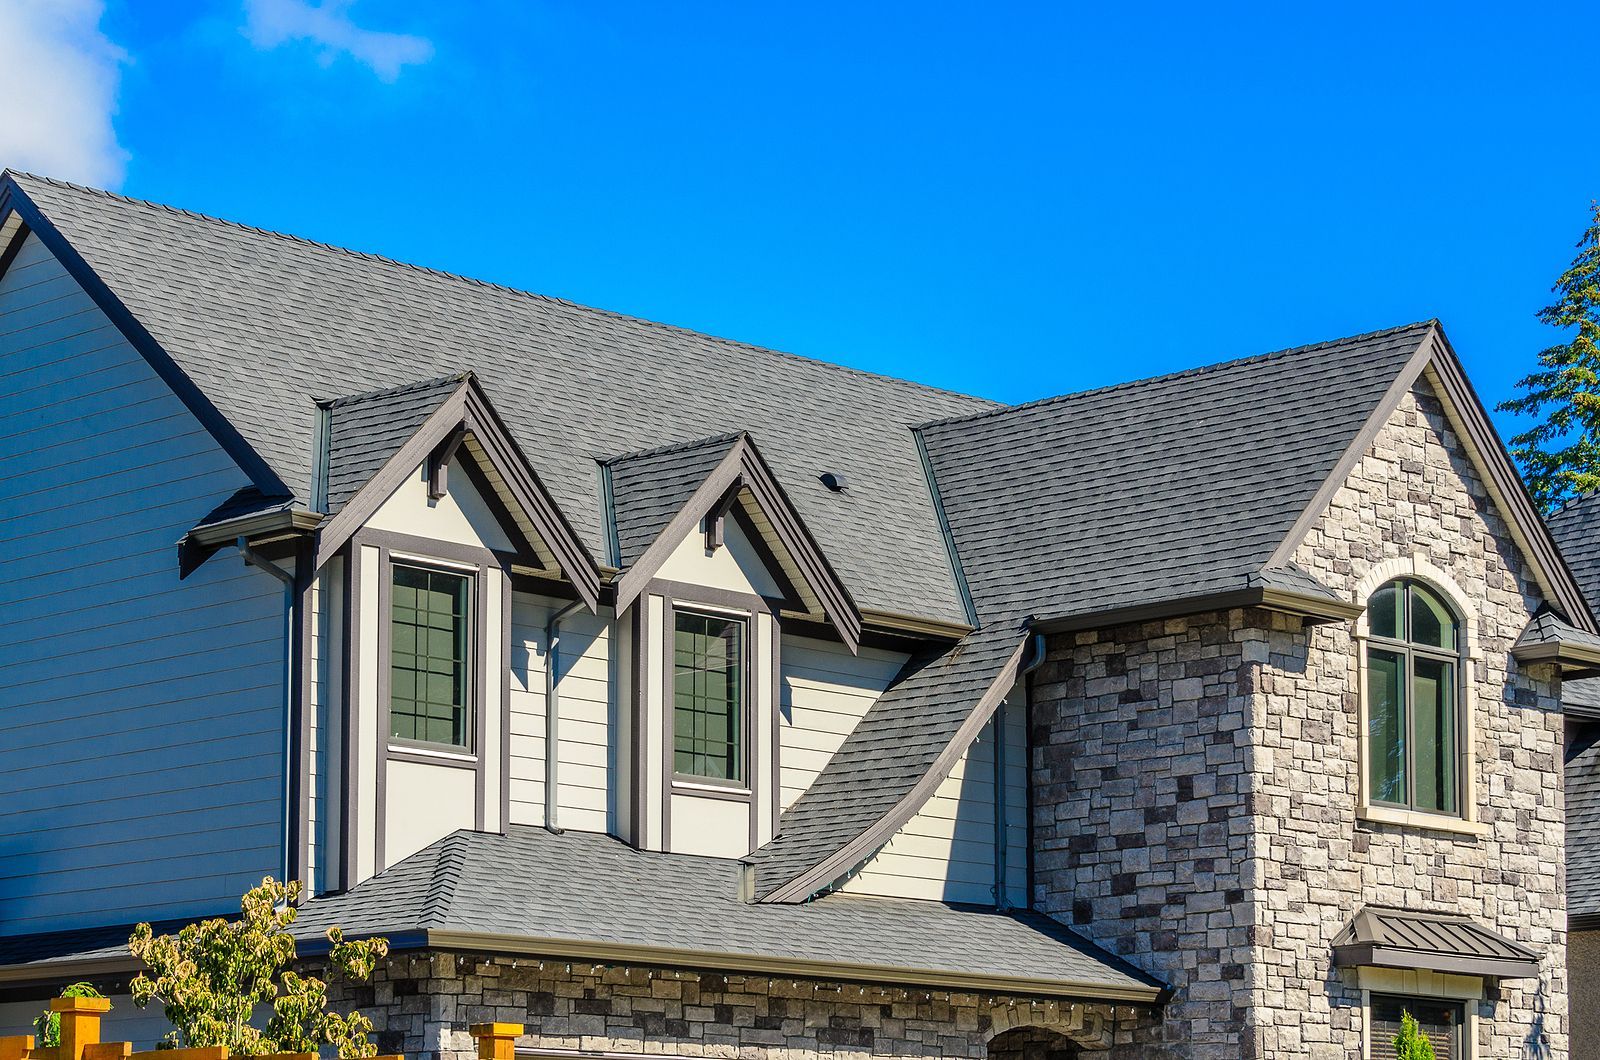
left=469, top=1023, right=522, bottom=1060
left=51, top=998, right=110, bottom=1060
left=0, top=1035, right=35, bottom=1060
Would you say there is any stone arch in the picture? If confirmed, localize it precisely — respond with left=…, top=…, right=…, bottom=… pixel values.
left=987, top=1026, right=1083, bottom=1060
left=1350, top=553, right=1482, bottom=662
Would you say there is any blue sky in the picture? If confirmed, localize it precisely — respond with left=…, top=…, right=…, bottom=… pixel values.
left=3, top=2, right=1597, bottom=435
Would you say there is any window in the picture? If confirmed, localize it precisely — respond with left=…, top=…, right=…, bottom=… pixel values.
left=1366, top=579, right=1462, bottom=815
left=672, top=611, right=745, bottom=782
left=390, top=563, right=472, bottom=748
left=1369, top=994, right=1463, bottom=1060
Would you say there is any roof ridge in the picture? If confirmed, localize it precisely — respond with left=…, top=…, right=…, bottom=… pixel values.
left=913, top=320, right=1439, bottom=432
left=602, top=430, right=747, bottom=466
left=4, top=170, right=999, bottom=410
left=319, top=371, right=471, bottom=409
left=421, top=830, right=473, bottom=925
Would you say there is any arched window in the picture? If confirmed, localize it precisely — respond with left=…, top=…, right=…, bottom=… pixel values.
left=1366, top=579, right=1463, bottom=815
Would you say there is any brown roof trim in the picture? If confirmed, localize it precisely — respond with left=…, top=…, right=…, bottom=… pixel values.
left=1331, top=905, right=1542, bottom=981
left=1571, top=912, right=1600, bottom=933
left=1265, top=323, right=1438, bottom=572
left=313, top=376, right=602, bottom=611
left=1510, top=637, right=1600, bottom=674
left=1424, top=338, right=1596, bottom=632
left=1266, top=322, right=1596, bottom=634
left=858, top=608, right=974, bottom=641
left=760, top=633, right=1031, bottom=904
left=184, top=507, right=324, bottom=548
left=1028, top=583, right=1361, bottom=636
left=612, top=434, right=863, bottom=654
left=412, top=928, right=1164, bottom=1003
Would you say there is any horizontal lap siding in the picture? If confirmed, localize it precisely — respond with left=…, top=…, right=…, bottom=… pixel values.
left=838, top=697, right=1028, bottom=906
left=0, top=234, right=285, bottom=935
left=509, top=593, right=615, bottom=833
left=778, top=636, right=906, bottom=812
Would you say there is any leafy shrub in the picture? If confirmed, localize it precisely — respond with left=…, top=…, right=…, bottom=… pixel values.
left=128, top=877, right=388, bottom=1058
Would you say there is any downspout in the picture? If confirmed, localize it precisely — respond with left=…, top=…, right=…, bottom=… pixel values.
left=238, top=537, right=297, bottom=886
left=545, top=600, right=583, bottom=833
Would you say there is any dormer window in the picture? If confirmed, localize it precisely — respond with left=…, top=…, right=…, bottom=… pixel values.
left=390, top=562, right=473, bottom=749
left=672, top=611, right=746, bottom=783
left=1365, top=579, right=1462, bottom=816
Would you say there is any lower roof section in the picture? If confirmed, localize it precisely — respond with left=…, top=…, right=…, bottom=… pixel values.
left=289, top=825, right=1164, bottom=1003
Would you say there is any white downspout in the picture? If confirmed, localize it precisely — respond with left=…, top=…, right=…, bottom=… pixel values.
left=544, top=600, right=582, bottom=832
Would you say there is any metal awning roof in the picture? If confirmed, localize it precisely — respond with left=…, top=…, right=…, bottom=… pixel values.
left=1332, top=906, right=1542, bottom=980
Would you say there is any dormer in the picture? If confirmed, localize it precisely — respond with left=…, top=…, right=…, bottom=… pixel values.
left=601, top=433, right=862, bottom=858
left=307, top=374, right=600, bottom=890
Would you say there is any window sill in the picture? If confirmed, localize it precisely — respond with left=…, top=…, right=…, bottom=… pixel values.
left=388, top=742, right=479, bottom=765
left=672, top=778, right=753, bottom=797
left=1357, top=804, right=1488, bottom=837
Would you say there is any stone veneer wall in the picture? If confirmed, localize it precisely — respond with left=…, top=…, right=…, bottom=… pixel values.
left=1278, top=378, right=1567, bottom=1058
left=1030, top=379, right=1569, bottom=1057
left=1031, top=609, right=1267, bottom=1059
left=325, top=952, right=1158, bottom=1060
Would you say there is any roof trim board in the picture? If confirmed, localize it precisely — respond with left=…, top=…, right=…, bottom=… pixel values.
left=1423, top=344, right=1596, bottom=631
left=312, top=375, right=602, bottom=611
left=1264, top=323, right=1440, bottom=573
left=611, top=434, right=863, bottom=653
left=757, top=630, right=1032, bottom=903
left=396, top=927, right=1165, bottom=1003
left=1265, top=324, right=1596, bottom=633
left=0, top=175, right=289, bottom=498
left=1028, top=580, right=1364, bottom=636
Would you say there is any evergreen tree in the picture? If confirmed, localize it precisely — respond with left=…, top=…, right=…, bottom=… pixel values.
left=1499, top=201, right=1600, bottom=512
left=1392, top=1010, right=1438, bottom=1060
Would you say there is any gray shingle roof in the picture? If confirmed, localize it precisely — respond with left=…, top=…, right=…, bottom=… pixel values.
left=322, top=374, right=469, bottom=515
left=1549, top=492, right=1600, bottom=607
left=743, top=622, right=1027, bottom=900
left=916, top=322, right=1436, bottom=625
left=286, top=825, right=1161, bottom=1000
left=744, top=327, right=1435, bottom=901
left=603, top=433, right=743, bottom=568
left=6, top=172, right=990, bottom=624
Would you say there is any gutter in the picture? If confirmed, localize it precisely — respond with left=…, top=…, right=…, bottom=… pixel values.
left=238, top=537, right=298, bottom=887
left=1510, top=638, right=1600, bottom=675
left=1029, top=585, right=1363, bottom=636
left=188, top=508, right=322, bottom=549
left=544, top=601, right=583, bottom=832
left=301, top=927, right=1166, bottom=1004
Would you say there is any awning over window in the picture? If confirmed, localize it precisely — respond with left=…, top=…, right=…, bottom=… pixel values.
left=1332, top=906, right=1542, bottom=980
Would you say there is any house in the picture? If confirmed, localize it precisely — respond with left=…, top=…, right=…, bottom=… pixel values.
left=1543, top=496, right=1600, bottom=1059
left=0, top=169, right=1588, bottom=1059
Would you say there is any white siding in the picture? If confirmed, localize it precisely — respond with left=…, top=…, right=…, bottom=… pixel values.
left=0, top=233, right=285, bottom=934
left=838, top=696, right=1028, bottom=905
left=778, top=635, right=907, bottom=812
left=507, top=594, right=616, bottom=834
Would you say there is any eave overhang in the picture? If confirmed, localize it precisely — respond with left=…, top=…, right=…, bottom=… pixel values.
left=1028, top=583, right=1363, bottom=636
left=293, top=926, right=1166, bottom=1004
left=1331, top=906, right=1542, bottom=981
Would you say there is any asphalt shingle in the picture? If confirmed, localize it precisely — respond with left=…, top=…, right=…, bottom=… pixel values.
left=7, top=173, right=989, bottom=624
left=287, top=825, right=1161, bottom=999
left=322, top=374, right=469, bottom=515
left=603, top=433, right=744, bottom=568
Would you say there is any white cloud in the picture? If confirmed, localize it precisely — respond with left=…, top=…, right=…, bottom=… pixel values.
left=243, top=0, right=434, bottom=82
left=0, top=0, right=128, bottom=187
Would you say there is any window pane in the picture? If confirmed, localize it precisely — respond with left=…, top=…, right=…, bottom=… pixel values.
left=672, top=611, right=744, bottom=782
left=1370, top=995, right=1461, bottom=1060
left=1409, top=582, right=1458, bottom=651
left=1369, top=583, right=1401, bottom=640
left=1413, top=657, right=1457, bottom=814
left=1367, top=647, right=1407, bottom=805
left=390, top=564, right=470, bottom=747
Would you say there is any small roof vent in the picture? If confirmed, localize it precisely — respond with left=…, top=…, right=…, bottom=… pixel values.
left=819, top=471, right=849, bottom=493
